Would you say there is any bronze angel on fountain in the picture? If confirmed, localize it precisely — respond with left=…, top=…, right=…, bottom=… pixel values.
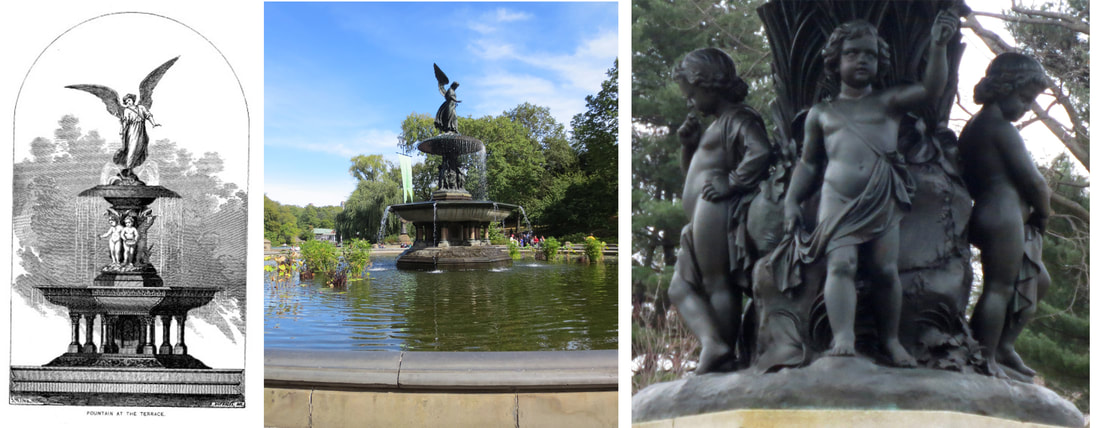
left=66, top=56, right=178, bottom=185
left=434, top=63, right=461, bottom=134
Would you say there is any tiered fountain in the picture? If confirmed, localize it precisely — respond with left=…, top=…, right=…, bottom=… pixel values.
left=389, top=134, right=517, bottom=270
left=388, top=64, right=517, bottom=270
left=11, top=68, right=243, bottom=398
left=11, top=173, right=243, bottom=398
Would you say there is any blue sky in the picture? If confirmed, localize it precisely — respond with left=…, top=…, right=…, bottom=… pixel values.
left=265, top=2, right=618, bottom=207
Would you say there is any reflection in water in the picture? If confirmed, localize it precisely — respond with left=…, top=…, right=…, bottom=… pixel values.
left=264, top=255, right=617, bottom=351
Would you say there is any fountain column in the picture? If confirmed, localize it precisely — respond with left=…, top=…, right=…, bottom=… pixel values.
left=99, top=312, right=109, bottom=353
left=174, top=314, right=189, bottom=355
left=141, top=315, right=156, bottom=354
left=105, top=315, right=118, bottom=353
left=68, top=313, right=81, bottom=353
left=159, top=315, right=174, bottom=355
left=82, top=313, right=97, bottom=353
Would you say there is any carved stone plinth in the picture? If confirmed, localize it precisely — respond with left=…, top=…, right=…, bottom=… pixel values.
left=632, top=357, right=1085, bottom=427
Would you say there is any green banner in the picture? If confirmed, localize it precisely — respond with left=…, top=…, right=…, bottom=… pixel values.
left=399, top=155, right=414, bottom=202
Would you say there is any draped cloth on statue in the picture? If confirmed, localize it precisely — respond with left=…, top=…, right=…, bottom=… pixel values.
left=114, top=105, right=152, bottom=169
left=1011, top=225, right=1043, bottom=315
left=771, top=103, right=916, bottom=294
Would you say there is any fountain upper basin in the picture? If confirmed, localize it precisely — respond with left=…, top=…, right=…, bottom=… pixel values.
left=389, top=200, right=517, bottom=223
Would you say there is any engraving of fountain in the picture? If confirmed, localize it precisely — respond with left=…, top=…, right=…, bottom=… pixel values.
left=387, top=64, right=518, bottom=270
left=11, top=59, right=241, bottom=398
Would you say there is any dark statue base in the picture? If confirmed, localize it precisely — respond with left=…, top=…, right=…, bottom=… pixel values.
left=632, top=356, right=1085, bottom=427
left=44, top=353, right=210, bottom=369
left=93, top=270, right=164, bottom=288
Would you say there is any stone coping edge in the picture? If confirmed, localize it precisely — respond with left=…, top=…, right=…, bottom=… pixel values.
left=264, top=349, right=617, bottom=392
left=633, top=409, right=1068, bottom=428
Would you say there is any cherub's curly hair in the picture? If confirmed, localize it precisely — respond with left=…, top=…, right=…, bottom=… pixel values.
left=123, top=93, right=137, bottom=104
left=673, top=47, right=749, bottom=103
left=822, top=20, right=891, bottom=83
left=973, top=52, right=1047, bottom=105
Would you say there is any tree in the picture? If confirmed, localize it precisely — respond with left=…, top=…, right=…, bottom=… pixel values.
left=349, top=154, right=390, bottom=182
left=962, top=0, right=1089, bottom=170
left=335, top=158, right=402, bottom=243
left=547, top=61, right=618, bottom=236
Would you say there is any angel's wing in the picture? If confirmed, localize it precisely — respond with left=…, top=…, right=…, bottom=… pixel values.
left=138, top=56, right=179, bottom=110
left=433, top=63, right=450, bottom=87
left=65, top=84, right=123, bottom=119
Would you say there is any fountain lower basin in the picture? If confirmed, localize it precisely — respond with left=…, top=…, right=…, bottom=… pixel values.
left=389, top=200, right=517, bottom=270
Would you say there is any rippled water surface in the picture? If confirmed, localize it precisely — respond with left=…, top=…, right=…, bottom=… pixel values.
left=264, top=255, right=617, bottom=351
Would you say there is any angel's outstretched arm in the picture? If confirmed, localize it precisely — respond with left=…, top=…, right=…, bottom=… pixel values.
left=140, top=105, right=160, bottom=127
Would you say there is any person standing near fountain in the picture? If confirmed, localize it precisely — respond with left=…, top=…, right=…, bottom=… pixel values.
left=668, top=47, right=773, bottom=373
left=959, top=53, right=1052, bottom=379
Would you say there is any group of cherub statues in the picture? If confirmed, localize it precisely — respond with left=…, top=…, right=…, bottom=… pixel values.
left=99, top=208, right=155, bottom=272
left=671, top=8, right=1052, bottom=381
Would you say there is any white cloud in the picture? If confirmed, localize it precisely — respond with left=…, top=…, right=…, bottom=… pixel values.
left=471, top=39, right=517, bottom=60
left=494, top=8, right=531, bottom=23
left=471, top=72, right=587, bottom=127
left=266, top=128, right=401, bottom=158
left=464, top=29, right=617, bottom=126
left=467, top=8, right=532, bottom=34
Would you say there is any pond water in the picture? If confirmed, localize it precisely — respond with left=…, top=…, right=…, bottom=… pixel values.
left=264, top=255, right=617, bottom=352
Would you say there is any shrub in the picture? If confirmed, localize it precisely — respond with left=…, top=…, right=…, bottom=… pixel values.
left=507, top=240, right=521, bottom=260
left=541, top=237, right=561, bottom=262
left=263, top=253, right=300, bottom=287
left=341, top=238, right=373, bottom=277
left=583, top=236, right=607, bottom=263
left=300, top=240, right=338, bottom=276
left=487, top=222, right=508, bottom=245
left=560, top=232, right=587, bottom=244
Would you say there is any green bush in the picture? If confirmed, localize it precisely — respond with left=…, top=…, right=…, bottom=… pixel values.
left=560, top=232, right=587, bottom=244
left=300, top=240, right=338, bottom=276
left=583, top=236, right=607, bottom=263
left=488, top=222, right=508, bottom=245
left=541, top=237, right=561, bottom=261
left=507, top=240, right=521, bottom=260
left=341, top=238, right=373, bottom=277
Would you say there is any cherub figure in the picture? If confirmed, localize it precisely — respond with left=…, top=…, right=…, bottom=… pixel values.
left=66, top=57, right=178, bottom=183
left=100, top=214, right=124, bottom=268
left=959, top=53, right=1051, bottom=379
left=120, top=216, right=140, bottom=268
left=668, top=48, right=773, bottom=373
left=783, top=12, right=958, bottom=367
left=433, top=63, right=461, bottom=134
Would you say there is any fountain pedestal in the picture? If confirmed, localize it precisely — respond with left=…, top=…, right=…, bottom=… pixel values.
left=11, top=182, right=243, bottom=400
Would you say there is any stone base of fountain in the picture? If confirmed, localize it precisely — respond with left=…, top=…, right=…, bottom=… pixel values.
left=395, top=245, right=512, bottom=270
left=44, top=353, right=210, bottom=369
left=11, top=365, right=243, bottom=396
left=94, top=269, right=164, bottom=288
left=431, top=189, right=474, bottom=201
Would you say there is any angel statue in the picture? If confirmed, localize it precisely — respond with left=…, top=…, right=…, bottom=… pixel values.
left=433, top=63, right=461, bottom=134
left=67, top=56, right=179, bottom=185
